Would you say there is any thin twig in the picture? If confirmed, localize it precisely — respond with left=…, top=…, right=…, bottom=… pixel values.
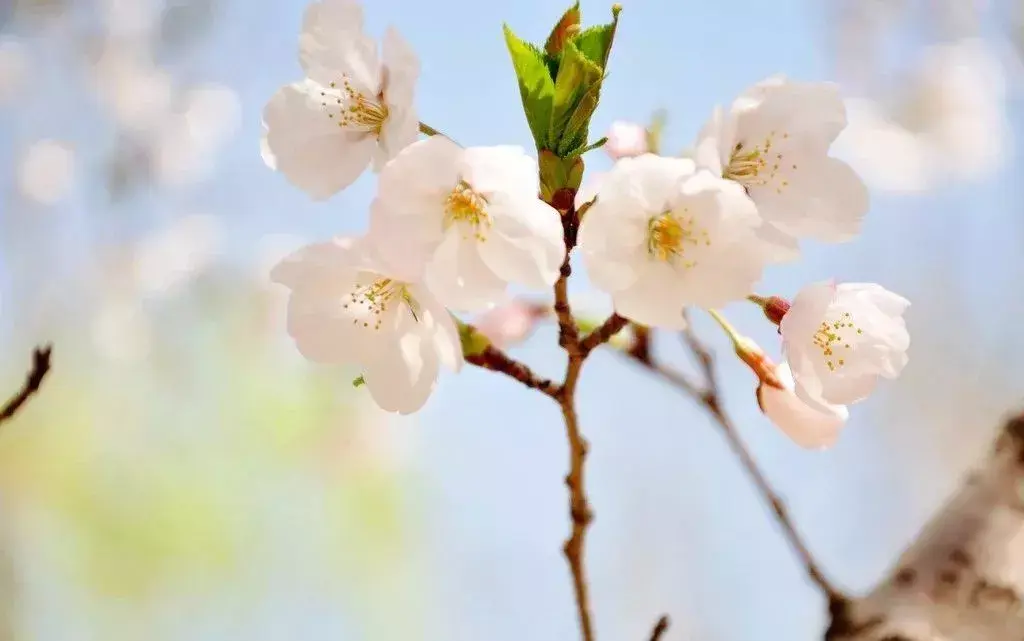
left=554, top=197, right=581, bottom=356
left=558, top=368, right=594, bottom=641
left=680, top=312, right=714, bottom=387
left=624, top=324, right=702, bottom=398
left=548, top=195, right=595, bottom=641
left=0, top=345, right=53, bottom=425
left=465, top=345, right=559, bottom=398
left=580, top=313, right=629, bottom=356
left=706, top=394, right=842, bottom=602
left=648, top=615, right=670, bottom=641
left=622, top=320, right=843, bottom=603
left=554, top=257, right=581, bottom=355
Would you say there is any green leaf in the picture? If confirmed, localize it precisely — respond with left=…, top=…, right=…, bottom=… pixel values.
left=568, top=136, right=608, bottom=159
left=560, top=72, right=607, bottom=156
left=550, top=39, right=603, bottom=156
left=571, top=4, right=621, bottom=69
left=545, top=2, right=581, bottom=56
left=503, top=24, right=556, bottom=150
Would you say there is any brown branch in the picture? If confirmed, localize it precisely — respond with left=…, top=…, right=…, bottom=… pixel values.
left=680, top=314, right=714, bottom=382
left=648, top=615, right=670, bottom=641
left=554, top=256, right=580, bottom=355
left=628, top=324, right=652, bottom=363
left=554, top=197, right=581, bottom=356
left=558, top=368, right=594, bottom=641
left=465, top=344, right=559, bottom=398
left=580, top=313, right=629, bottom=356
left=0, top=345, right=53, bottom=425
left=824, top=412, right=1024, bottom=640
left=546, top=192, right=596, bottom=641
left=622, top=320, right=844, bottom=605
left=706, top=388, right=844, bottom=604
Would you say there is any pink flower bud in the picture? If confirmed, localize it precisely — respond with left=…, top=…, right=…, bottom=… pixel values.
left=763, top=295, right=791, bottom=326
left=605, top=121, right=649, bottom=160
left=757, top=363, right=848, bottom=449
left=734, top=336, right=784, bottom=390
left=473, top=301, right=548, bottom=348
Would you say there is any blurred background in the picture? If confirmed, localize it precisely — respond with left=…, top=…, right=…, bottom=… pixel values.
left=0, top=0, right=1021, bottom=639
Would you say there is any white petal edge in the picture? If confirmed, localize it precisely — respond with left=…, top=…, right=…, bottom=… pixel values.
left=262, top=82, right=374, bottom=199
left=759, top=363, right=848, bottom=449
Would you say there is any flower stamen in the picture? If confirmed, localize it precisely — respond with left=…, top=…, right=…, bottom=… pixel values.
left=444, top=180, right=491, bottom=242
left=646, top=210, right=709, bottom=268
left=343, top=278, right=420, bottom=330
left=320, top=78, right=389, bottom=135
left=724, top=131, right=793, bottom=194
left=813, top=311, right=860, bottom=371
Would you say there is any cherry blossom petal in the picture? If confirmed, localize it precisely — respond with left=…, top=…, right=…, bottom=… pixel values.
left=460, top=145, right=538, bottom=196
left=363, top=328, right=440, bottom=415
left=262, top=82, right=375, bottom=199
left=299, top=0, right=379, bottom=92
left=477, top=196, right=564, bottom=290
left=759, top=363, right=848, bottom=449
left=425, top=231, right=506, bottom=312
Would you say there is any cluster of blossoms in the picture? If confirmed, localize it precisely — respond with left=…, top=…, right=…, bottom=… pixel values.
left=262, top=0, right=910, bottom=448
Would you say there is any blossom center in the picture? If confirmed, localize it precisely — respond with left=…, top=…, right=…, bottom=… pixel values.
left=444, top=181, right=491, bottom=242
left=344, top=277, right=420, bottom=330
left=724, top=130, right=795, bottom=194
left=320, top=78, right=389, bottom=135
left=812, top=311, right=863, bottom=372
left=646, top=211, right=709, bottom=267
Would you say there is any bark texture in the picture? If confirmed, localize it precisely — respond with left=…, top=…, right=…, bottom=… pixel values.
left=827, top=411, right=1024, bottom=640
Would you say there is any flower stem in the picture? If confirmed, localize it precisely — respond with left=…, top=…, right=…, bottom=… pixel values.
left=617, top=324, right=844, bottom=605
left=707, top=308, right=744, bottom=347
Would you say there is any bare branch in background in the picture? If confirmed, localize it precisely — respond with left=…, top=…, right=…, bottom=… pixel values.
left=0, top=344, right=52, bottom=425
left=827, top=412, right=1024, bottom=640
left=647, top=615, right=670, bottom=641
left=623, top=318, right=845, bottom=604
left=624, top=317, right=1024, bottom=640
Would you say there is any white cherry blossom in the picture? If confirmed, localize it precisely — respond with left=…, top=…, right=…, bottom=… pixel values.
left=758, top=363, right=848, bottom=449
left=270, top=236, right=462, bottom=414
left=693, top=76, right=869, bottom=244
left=577, top=154, right=783, bottom=329
left=262, top=0, right=420, bottom=200
left=367, top=136, right=565, bottom=313
left=604, top=120, right=648, bottom=160
left=780, top=281, right=909, bottom=407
